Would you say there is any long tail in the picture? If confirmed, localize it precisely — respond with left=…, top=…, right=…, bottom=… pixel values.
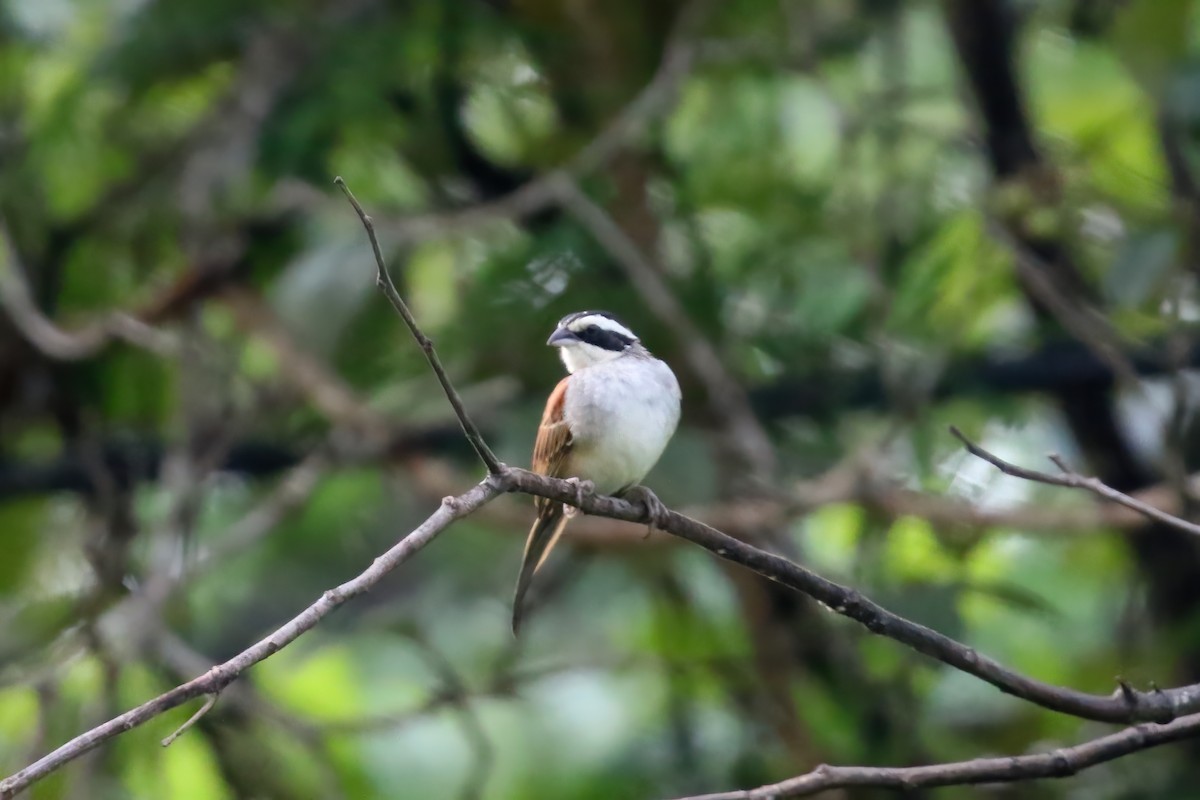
left=511, top=507, right=568, bottom=636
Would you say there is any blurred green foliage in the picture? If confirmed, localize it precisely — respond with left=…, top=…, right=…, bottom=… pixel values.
left=3, top=0, right=1200, bottom=798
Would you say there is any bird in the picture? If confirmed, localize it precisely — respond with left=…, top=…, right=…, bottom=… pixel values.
left=511, top=310, right=681, bottom=635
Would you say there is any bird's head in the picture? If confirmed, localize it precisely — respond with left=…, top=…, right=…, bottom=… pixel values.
left=547, top=310, right=639, bottom=373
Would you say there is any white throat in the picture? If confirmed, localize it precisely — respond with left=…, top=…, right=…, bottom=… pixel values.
left=559, top=342, right=624, bottom=373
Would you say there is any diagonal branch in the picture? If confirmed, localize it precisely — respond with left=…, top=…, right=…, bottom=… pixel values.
left=673, top=711, right=1200, bottom=799
left=0, top=479, right=502, bottom=799
left=334, top=177, right=503, bottom=474
left=950, top=426, right=1200, bottom=538
left=499, top=468, right=1200, bottom=726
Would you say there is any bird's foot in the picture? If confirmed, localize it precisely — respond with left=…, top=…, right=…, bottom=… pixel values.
left=622, top=485, right=671, bottom=537
left=563, top=477, right=595, bottom=518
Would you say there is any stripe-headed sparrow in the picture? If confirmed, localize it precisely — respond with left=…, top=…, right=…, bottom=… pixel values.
left=511, top=311, right=681, bottom=635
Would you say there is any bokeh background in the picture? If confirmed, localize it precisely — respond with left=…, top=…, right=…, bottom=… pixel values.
left=3, top=0, right=1200, bottom=797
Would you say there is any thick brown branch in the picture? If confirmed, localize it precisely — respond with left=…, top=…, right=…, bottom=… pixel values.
left=407, top=451, right=1199, bottom=544
left=674, top=712, right=1200, bottom=799
left=498, top=468, right=1200, bottom=725
left=334, top=177, right=503, bottom=474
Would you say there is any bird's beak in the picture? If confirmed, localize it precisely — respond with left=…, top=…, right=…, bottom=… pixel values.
left=547, top=327, right=578, bottom=347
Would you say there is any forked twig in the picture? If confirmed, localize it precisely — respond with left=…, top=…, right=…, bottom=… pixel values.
left=950, top=426, right=1200, bottom=538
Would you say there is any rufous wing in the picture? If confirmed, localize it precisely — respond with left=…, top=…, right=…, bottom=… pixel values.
left=512, top=376, right=574, bottom=635
left=530, top=376, right=573, bottom=508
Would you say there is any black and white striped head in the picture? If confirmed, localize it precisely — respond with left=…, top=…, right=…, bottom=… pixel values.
left=547, top=310, right=640, bottom=373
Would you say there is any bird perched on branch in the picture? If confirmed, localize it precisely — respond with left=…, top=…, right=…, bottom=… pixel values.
left=511, top=311, right=681, bottom=635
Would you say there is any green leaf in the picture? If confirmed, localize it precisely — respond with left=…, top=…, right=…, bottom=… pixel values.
left=162, top=730, right=235, bottom=800
left=259, top=646, right=367, bottom=721
left=0, top=499, right=42, bottom=594
left=883, top=515, right=961, bottom=583
left=1111, top=0, right=1193, bottom=97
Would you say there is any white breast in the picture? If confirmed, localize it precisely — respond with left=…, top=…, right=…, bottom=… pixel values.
left=563, top=356, right=681, bottom=495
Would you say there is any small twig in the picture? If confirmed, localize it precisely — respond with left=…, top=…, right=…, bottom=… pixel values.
left=12, top=196, right=1200, bottom=800
left=160, top=693, right=219, bottom=747
left=153, top=634, right=346, bottom=799
left=671, top=712, right=1200, bottom=799
left=334, top=177, right=503, bottom=475
left=949, top=426, right=1200, bottom=538
left=1117, top=677, right=1137, bottom=710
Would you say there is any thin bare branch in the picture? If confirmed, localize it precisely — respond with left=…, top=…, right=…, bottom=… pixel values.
left=673, top=712, right=1200, bottom=799
left=10, top=83, right=1200, bottom=796
left=950, top=426, right=1200, bottom=538
left=153, top=634, right=347, bottom=799
left=334, top=177, right=503, bottom=474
